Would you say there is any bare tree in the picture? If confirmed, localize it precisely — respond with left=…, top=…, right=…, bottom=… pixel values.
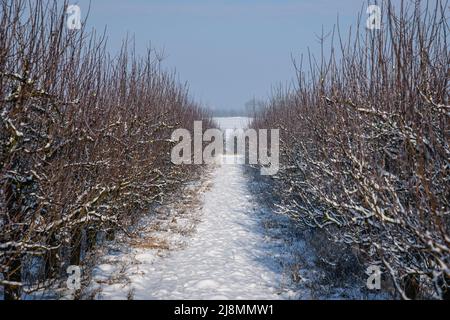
left=252, top=0, right=449, bottom=299
left=0, top=0, right=213, bottom=299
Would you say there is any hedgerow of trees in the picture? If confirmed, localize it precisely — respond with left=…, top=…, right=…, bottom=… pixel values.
left=252, top=0, right=449, bottom=299
left=0, top=0, right=213, bottom=299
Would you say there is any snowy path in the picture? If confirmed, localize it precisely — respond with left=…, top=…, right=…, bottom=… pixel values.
left=88, top=117, right=311, bottom=300
left=128, top=156, right=296, bottom=299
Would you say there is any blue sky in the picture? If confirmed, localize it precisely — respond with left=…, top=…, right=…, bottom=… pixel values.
left=74, top=0, right=370, bottom=111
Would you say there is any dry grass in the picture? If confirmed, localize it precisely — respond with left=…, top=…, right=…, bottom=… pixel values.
left=131, top=237, right=171, bottom=251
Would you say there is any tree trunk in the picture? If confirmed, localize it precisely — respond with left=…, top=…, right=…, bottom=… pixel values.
left=86, top=227, right=97, bottom=251
left=44, top=249, right=59, bottom=280
left=105, top=229, right=115, bottom=241
left=70, top=230, right=82, bottom=266
left=403, top=274, right=420, bottom=300
left=4, top=255, right=22, bottom=300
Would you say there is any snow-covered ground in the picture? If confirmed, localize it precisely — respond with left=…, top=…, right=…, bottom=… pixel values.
left=213, top=117, right=251, bottom=130
left=85, top=117, right=380, bottom=300
left=214, top=117, right=252, bottom=154
left=101, top=155, right=305, bottom=299
left=85, top=117, right=312, bottom=299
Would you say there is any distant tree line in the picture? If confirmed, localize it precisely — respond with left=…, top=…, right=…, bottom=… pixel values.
left=210, top=98, right=265, bottom=118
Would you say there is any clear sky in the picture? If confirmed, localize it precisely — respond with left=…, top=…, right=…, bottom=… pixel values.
left=74, top=0, right=370, bottom=112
